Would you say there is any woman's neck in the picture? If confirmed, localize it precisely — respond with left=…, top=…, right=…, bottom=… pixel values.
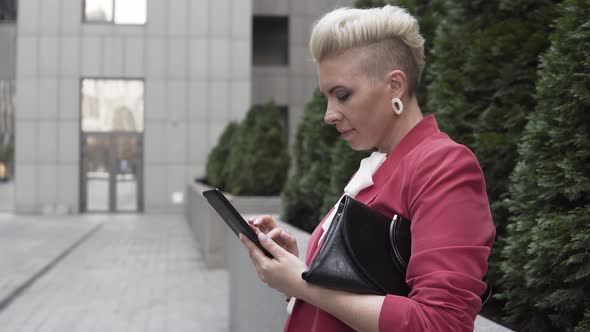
left=377, top=98, right=423, bottom=154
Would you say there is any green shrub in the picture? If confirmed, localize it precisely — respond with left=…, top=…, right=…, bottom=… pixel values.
left=224, top=101, right=290, bottom=196
left=283, top=163, right=333, bottom=232
left=427, top=1, right=559, bottom=304
left=354, top=0, right=385, bottom=8
left=472, top=0, right=559, bottom=292
left=0, top=144, right=14, bottom=162
left=292, top=89, right=339, bottom=173
left=281, top=89, right=340, bottom=231
left=428, top=0, right=498, bottom=149
left=500, top=1, right=590, bottom=330
left=205, top=122, right=239, bottom=190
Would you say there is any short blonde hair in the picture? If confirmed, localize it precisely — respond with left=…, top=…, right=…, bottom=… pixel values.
left=310, top=5, right=425, bottom=95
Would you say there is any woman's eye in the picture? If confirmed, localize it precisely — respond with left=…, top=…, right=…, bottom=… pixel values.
left=336, top=92, right=350, bottom=102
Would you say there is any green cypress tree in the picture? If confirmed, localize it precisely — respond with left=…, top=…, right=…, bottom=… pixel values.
left=295, top=90, right=341, bottom=173
left=427, top=3, right=498, bottom=299
left=428, top=0, right=497, bottom=149
left=286, top=162, right=333, bottom=232
left=465, top=0, right=558, bottom=207
left=205, top=122, right=240, bottom=190
left=225, top=101, right=290, bottom=196
left=354, top=0, right=444, bottom=112
left=281, top=89, right=340, bottom=232
left=355, top=0, right=389, bottom=9
left=500, top=1, right=590, bottom=330
left=474, top=0, right=559, bottom=292
left=406, top=0, right=445, bottom=113
left=428, top=0, right=559, bottom=300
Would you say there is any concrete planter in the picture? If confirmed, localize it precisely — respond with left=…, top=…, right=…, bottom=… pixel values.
left=227, top=220, right=309, bottom=332
left=224, top=217, right=513, bottom=332
left=185, top=181, right=282, bottom=269
left=186, top=182, right=512, bottom=331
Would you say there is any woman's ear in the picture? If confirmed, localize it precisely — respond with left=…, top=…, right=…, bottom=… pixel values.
left=387, top=69, right=408, bottom=99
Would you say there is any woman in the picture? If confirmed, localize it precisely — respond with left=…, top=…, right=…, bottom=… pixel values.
left=240, top=5, right=495, bottom=331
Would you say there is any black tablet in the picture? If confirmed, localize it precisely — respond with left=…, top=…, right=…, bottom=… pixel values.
left=202, top=188, right=273, bottom=258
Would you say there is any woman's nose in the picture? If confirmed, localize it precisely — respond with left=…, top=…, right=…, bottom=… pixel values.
left=324, top=102, right=340, bottom=124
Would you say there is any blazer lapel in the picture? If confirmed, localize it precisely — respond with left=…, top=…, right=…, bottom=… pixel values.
left=307, top=116, right=441, bottom=261
left=355, top=115, right=441, bottom=206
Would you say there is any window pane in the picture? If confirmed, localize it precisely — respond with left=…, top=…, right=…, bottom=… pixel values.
left=0, top=0, right=17, bottom=21
left=114, top=0, right=146, bottom=25
left=253, top=16, right=289, bottom=66
left=115, top=135, right=139, bottom=211
left=84, top=134, right=110, bottom=211
left=82, top=79, right=144, bottom=133
left=85, top=0, right=113, bottom=22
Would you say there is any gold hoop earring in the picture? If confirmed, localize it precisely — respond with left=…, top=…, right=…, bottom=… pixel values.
left=391, top=98, right=403, bottom=115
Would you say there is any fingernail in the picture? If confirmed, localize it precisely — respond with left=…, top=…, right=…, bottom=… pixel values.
left=258, top=232, right=267, bottom=242
left=281, top=231, right=291, bottom=241
left=238, top=234, right=243, bottom=240
left=254, top=218, right=261, bottom=226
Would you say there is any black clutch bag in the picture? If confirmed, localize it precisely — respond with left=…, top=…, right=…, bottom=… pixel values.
left=301, top=195, right=493, bottom=304
left=301, top=195, right=412, bottom=296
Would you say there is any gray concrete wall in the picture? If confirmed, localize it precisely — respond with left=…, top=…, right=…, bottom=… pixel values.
left=0, top=24, right=16, bottom=80
left=231, top=193, right=282, bottom=216
left=10, top=0, right=366, bottom=213
left=14, top=0, right=252, bottom=213
left=228, top=219, right=309, bottom=332
left=186, top=181, right=230, bottom=268
left=0, top=24, right=16, bottom=152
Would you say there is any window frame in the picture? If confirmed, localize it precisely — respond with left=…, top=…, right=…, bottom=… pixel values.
left=252, top=15, right=290, bottom=67
left=0, top=0, right=18, bottom=22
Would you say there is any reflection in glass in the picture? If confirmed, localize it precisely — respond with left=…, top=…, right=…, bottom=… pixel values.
left=0, top=81, right=15, bottom=161
left=85, top=135, right=110, bottom=211
left=116, top=136, right=139, bottom=211
left=82, top=79, right=144, bottom=133
left=115, top=0, right=146, bottom=25
left=84, top=0, right=146, bottom=25
left=0, top=0, right=17, bottom=21
left=113, top=106, right=138, bottom=131
left=0, top=80, right=15, bottom=211
left=253, top=16, right=289, bottom=66
left=84, top=0, right=113, bottom=22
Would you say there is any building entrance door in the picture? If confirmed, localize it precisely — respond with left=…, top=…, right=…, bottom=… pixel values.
left=80, top=79, right=144, bottom=213
left=81, top=133, right=143, bottom=212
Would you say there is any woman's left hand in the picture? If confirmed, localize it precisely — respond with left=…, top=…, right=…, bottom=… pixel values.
left=240, top=229, right=308, bottom=299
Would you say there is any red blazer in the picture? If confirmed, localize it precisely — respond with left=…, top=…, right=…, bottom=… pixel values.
left=284, top=115, right=496, bottom=331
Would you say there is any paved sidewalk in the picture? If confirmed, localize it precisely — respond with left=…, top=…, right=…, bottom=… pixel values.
left=0, top=181, right=14, bottom=211
left=0, top=214, right=99, bottom=306
left=0, top=214, right=228, bottom=332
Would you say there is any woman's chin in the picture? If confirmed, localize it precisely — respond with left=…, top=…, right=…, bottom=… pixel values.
left=345, top=140, right=371, bottom=151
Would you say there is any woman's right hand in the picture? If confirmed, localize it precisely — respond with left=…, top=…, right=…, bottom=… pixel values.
left=248, top=215, right=299, bottom=257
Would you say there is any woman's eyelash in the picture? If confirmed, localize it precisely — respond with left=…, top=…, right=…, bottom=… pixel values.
left=337, top=92, right=350, bottom=102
